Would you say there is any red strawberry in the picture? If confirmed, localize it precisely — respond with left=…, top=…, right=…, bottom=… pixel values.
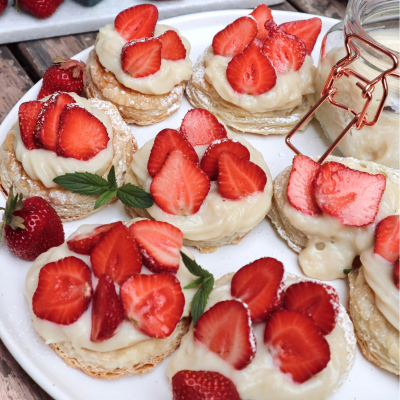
left=374, top=215, right=400, bottom=263
left=200, top=139, right=250, bottom=181
left=394, top=260, right=399, bottom=290
left=280, top=17, right=322, bottom=55
left=158, top=30, right=186, bottom=61
left=18, top=101, right=42, bottom=150
left=172, top=370, right=241, bottom=400
left=0, top=0, right=7, bottom=15
left=313, top=164, right=386, bottom=227
left=56, top=104, right=109, bottom=161
left=67, top=222, right=121, bottom=255
left=264, top=310, right=331, bottom=383
left=150, top=150, right=210, bottom=216
left=262, top=20, right=306, bottom=73
left=120, top=273, right=185, bottom=338
left=32, top=256, right=92, bottom=325
left=129, top=220, right=183, bottom=274
left=282, top=281, right=339, bottom=335
left=147, top=129, right=199, bottom=178
left=90, top=223, right=142, bottom=286
left=231, top=257, right=285, bottom=323
left=15, top=0, right=63, bottom=19
left=114, top=4, right=158, bottom=42
left=91, top=274, right=124, bottom=342
left=180, top=109, right=227, bottom=146
left=250, top=4, right=273, bottom=41
left=218, top=151, right=267, bottom=200
left=287, top=155, right=321, bottom=216
left=34, top=92, right=75, bottom=152
left=226, top=39, right=277, bottom=95
left=212, top=16, right=258, bottom=57
left=194, top=300, right=256, bottom=370
left=121, top=38, right=162, bottom=79
left=1, top=188, right=64, bottom=261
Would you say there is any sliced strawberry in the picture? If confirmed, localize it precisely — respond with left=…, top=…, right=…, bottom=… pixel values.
left=200, top=139, right=250, bottom=181
left=90, top=223, right=142, bottom=286
left=374, top=215, right=400, bottom=263
left=56, top=104, right=109, bottom=161
left=120, top=273, right=185, bottom=338
left=218, top=151, right=267, bottom=200
left=264, top=310, right=331, bottom=383
left=313, top=164, right=386, bottom=227
left=18, top=101, right=43, bottom=150
left=172, top=370, right=241, bottom=400
left=280, top=17, right=322, bottom=55
left=250, top=4, right=273, bottom=41
left=158, top=30, right=186, bottom=61
left=129, top=220, right=183, bottom=274
left=114, top=4, right=158, bottom=41
left=287, top=155, right=321, bottom=216
left=121, top=37, right=162, bottom=79
left=394, top=260, right=399, bottom=290
left=212, top=16, right=258, bottom=57
left=150, top=150, right=210, bottom=216
left=180, top=109, right=227, bottom=146
left=231, top=257, right=285, bottom=323
left=194, top=300, right=256, bottom=370
left=34, top=92, right=76, bottom=152
left=90, top=274, right=124, bottom=342
left=314, top=161, right=346, bottom=184
left=32, top=256, right=93, bottom=325
left=147, top=129, right=199, bottom=178
left=67, top=222, right=122, bottom=255
left=282, top=281, right=339, bottom=335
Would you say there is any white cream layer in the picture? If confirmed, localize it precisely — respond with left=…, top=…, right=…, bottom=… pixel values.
left=95, top=24, right=192, bottom=95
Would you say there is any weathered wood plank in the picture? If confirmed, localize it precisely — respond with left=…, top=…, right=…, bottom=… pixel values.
left=271, top=1, right=298, bottom=12
left=287, top=0, right=347, bottom=20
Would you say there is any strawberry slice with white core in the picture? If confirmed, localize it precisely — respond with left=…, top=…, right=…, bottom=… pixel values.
left=158, top=30, right=186, bottom=61
left=264, top=310, right=331, bottom=384
left=121, top=37, right=162, bottom=79
left=129, top=220, right=183, bottom=274
left=194, top=300, right=256, bottom=370
left=147, top=128, right=199, bottom=178
left=231, top=257, right=285, bottom=323
left=218, top=151, right=267, bottom=200
left=226, top=39, right=277, bottom=95
left=32, top=256, right=93, bottom=325
left=91, top=274, right=124, bottom=342
left=114, top=4, right=158, bottom=42
left=394, top=260, right=399, bottom=290
left=120, top=273, right=185, bottom=338
left=374, top=215, right=400, bottom=263
left=287, top=155, right=321, bottom=216
left=150, top=149, right=210, bottom=216
left=90, top=223, right=142, bottom=286
left=212, top=16, right=258, bottom=58
left=180, top=109, right=227, bottom=146
left=282, top=281, right=339, bottom=335
left=200, top=139, right=250, bottom=181
left=18, top=101, right=43, bottom=150
left=250, top=4, right=273, bottom=41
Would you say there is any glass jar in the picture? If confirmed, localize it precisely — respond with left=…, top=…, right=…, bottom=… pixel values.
left=314, top=0, right=399, bottom=169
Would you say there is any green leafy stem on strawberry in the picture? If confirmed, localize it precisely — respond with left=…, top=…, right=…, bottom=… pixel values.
left=0, top=186, right=25, bottom=239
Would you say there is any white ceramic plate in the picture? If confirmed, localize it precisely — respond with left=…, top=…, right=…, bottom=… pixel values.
left=0, top=9, right=397, bottom=400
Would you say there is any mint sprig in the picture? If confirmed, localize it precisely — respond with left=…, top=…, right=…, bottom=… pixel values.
left=343, top=269, right=352, bottom=275
left=181, top=251, right=215, bottom=327
left=53, top=166, right=154, bottom=210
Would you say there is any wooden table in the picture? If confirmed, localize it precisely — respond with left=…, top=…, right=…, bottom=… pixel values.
left=0, top=0, right=347, bottom=398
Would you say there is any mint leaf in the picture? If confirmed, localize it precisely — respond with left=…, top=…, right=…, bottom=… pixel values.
left=117, top=184, right=154, bottom=209
left=53, top=172, right=109, bottom=195
left=94, top=190, right=117, bottom=210
left=343, top=269, right=352, bottom=275
left=191, top=276, right=214, bottom=327
left=184, top=277, right=203, bottom=290
left=107, top=166, right=118, bottom=191
left=180, top=252, right=212, bottom=279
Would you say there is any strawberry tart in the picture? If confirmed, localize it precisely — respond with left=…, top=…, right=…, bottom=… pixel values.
left=85, top=4, right=193, bottom=126
left=124, top=108, right=273, bottom=253
left=186, top=4, right=322, bottom=135
left=168, top=257, right=356, bottom=399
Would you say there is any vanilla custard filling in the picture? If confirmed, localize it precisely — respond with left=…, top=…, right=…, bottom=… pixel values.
left=129, top=132, right=273, bottom=242
left=25, top=221, right=197, bottom=353
left=95, top=24, right=192, bottom=95
left=13, top=93, right=114, bottom=189
left=167, top=275, right=354, bottom=400
left=203, top=46, right=316, bottom=113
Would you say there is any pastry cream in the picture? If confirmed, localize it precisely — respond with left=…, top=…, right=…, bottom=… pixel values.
left=13, top=93, right=114, bottom=189
left=95, top=24, right=192, bottom=95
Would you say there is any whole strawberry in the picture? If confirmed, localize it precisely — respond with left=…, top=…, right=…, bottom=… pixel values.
left=1, top=187, right=64, bottom=261
left=0, top=0, right=7, bottom=15
left=38, top=57, right=86, bottom=100
left=15, top=0, right=64, bottom=19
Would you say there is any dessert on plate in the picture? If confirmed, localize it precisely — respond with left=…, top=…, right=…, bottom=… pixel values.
left=85, top=4, right=193, bottom=125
